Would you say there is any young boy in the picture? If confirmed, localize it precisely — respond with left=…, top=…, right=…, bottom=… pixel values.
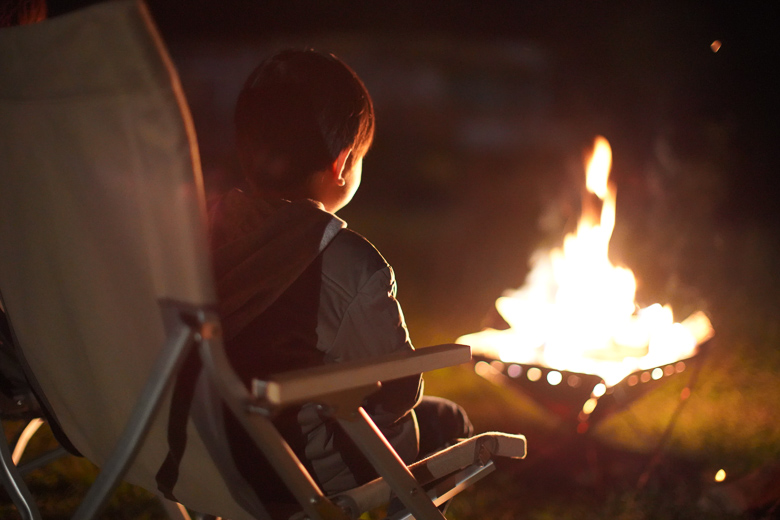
left=208, top=49, right=471, bottom=507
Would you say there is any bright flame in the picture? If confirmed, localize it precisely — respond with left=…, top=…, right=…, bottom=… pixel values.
left=459, top=136, right=714, bottom=386
left=714, top=469, right=726, bottom=482
left=585, top=136, right=612, bottom=199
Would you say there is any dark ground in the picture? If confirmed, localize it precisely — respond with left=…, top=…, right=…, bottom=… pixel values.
left=4, top=1, right=780, bottom=518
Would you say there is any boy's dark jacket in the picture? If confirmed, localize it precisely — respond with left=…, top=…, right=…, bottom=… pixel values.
left=207, top=189, right=422, bottom=498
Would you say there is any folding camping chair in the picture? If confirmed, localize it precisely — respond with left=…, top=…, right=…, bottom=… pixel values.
left=0, top=1, right=526, bottom=519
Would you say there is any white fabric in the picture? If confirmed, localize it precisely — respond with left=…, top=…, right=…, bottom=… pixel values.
left=0, top=2, right=261, bottom=518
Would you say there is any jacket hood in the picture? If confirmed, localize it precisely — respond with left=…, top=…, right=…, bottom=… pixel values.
left=208, top=189, right=345, bottom=341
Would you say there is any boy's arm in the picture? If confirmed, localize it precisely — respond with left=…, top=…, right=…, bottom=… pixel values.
left=327, top=265, right=423, bottom=422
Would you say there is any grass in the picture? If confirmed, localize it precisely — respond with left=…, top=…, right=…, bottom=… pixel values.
left=1, top=419, right=167, bottom=519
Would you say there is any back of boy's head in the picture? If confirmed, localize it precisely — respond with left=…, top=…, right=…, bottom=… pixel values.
left=235, top=49, right=375, bottom=192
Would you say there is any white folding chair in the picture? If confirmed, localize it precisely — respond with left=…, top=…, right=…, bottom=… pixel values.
left=0, top=1, right=526, bottom=518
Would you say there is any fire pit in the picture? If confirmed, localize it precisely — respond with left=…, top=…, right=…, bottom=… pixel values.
left=473, top=339, right=710, bottom=434
left=459, top=137, right=714, bottom=433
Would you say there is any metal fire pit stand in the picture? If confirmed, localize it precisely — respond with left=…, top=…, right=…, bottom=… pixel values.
left=473, top=338, right=712, bottom=434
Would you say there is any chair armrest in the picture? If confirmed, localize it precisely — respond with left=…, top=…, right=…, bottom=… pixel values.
left=330, top=432, right=526, bottom=515
left=408, top=432, right=526, bottom=483
left=253, top=344, right=470, bottom=407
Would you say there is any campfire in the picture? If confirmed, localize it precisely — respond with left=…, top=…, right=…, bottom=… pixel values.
left=458, top=137, right=714, bottom=429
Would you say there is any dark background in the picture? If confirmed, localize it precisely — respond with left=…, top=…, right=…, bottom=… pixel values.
left=141, top=0, right=779, bottom=227
left=45, top=0, right=779, bottom=223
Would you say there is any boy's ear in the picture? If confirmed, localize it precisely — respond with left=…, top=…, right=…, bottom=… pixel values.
left=331, top=148, right=352, bottom=186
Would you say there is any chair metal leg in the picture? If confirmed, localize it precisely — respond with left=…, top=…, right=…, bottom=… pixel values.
left=1, top=419, right=42, bottom=520
left=388, top=462, right=496, bottom=520
left=425, top=461, right=495, bottom=507
left=12, top=418, right=44, bottom=464
left=11, top=416, right=69, bottom=477
left=159, top=498, right=193, bottom=520
left=72, top=312, right=198, bottom=520
left=198, top=330, right=348, bottom=520
left=336, top=409, right=446, bottom=520
left=17, top=445, right=69, bottom=476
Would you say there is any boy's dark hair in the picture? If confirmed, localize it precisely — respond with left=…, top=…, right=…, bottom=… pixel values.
left=235, top=49, right=375, bottom=191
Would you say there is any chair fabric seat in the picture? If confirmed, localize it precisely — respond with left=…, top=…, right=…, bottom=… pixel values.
left=0, top=2, right=265, bottom=518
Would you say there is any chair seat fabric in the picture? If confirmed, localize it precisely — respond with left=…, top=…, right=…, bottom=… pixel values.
left=0, top=2, right=264, bottom=518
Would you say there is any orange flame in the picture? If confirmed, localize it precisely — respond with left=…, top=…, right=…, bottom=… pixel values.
left=459, top=136, right=713, bottom=386
left=585, top=136, right=612, bottom=199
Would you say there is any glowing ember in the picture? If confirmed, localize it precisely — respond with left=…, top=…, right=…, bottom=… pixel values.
left=710, top=40, right=722, bottom=53
left=459, top=136, right=714, bottom=386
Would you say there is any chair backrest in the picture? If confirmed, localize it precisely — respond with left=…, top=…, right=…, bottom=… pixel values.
left=0, top=2, right=264, bottom=518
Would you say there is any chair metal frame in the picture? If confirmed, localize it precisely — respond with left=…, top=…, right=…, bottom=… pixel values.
left=2, top=308, right=526, bottom=520
left=1, top=420, right=43, bottom=520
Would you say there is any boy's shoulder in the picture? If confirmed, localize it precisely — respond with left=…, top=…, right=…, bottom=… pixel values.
left=321, top=228, right=392, bottom=290
left=327, top=228, right=389, bottom=271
